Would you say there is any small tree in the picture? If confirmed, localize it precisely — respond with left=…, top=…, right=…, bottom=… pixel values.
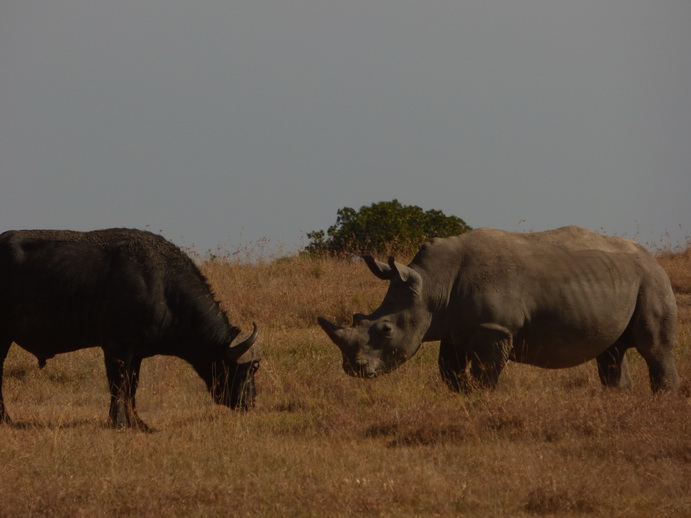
left=305, top=199, right=471, bottom=257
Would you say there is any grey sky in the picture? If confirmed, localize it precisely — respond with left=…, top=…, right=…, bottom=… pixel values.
left=2, top=1, right=690, bottom=255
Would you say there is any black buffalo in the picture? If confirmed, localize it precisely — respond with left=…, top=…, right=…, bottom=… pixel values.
left=0, top=228, right=260, bottom=430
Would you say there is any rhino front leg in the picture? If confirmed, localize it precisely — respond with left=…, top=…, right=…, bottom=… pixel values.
left=596, top=342, right=633, bottom=389
left=438, top=339, right=470, bottom=393
left=469, top=325, right=512, bottom=390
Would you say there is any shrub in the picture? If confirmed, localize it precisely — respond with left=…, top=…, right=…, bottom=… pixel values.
left=304, top=199, right=471, bottom=257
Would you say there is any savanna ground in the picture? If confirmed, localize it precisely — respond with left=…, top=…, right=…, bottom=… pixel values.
left=1, top=242, right=690, bottom=517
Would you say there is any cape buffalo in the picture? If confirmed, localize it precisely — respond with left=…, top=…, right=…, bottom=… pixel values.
left=0, top=228, right=260, bottom=430
left=319, top=226, right=679, bottom=393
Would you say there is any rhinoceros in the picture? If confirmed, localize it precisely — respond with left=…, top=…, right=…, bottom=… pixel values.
left=318, top=226, right=679, bottom=393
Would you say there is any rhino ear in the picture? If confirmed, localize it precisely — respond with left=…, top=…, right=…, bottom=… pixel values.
left=362, top=255, right=423, bottom=293
left=388, top=257, right=423, bottom=295
left=362, top=255, right=394, bottom=280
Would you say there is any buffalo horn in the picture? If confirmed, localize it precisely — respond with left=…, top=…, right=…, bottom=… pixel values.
left=227, top=323, right=259, bottom=361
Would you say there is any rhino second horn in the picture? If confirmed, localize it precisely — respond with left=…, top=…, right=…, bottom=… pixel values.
left=227, top=323, right=259, bottom=361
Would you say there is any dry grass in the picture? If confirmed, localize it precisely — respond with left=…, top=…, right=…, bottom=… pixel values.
left=1, top=245, right=689, bottom=517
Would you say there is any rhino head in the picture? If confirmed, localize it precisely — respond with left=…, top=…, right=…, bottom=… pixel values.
left=318, top=256, right=431, bottom=378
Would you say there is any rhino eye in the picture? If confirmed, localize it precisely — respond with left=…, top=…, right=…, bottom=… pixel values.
left=379, top=322, right=393, bottom=338
left=396, top=316, right=410, bottom=328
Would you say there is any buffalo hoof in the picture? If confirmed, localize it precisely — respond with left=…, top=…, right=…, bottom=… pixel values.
left=110, top=412, right=155, bottom=433
left=111, top=420, right=156, bottom=433
left=132, top=420, right=156, bottom=433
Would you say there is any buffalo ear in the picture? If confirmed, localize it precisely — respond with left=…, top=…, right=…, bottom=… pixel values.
left=362, top=255, right=393, bottom=280
left=237, top=344, right=262, bottom=365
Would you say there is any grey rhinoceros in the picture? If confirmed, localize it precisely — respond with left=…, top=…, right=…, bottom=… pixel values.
left=318, top=226, right=679, bottom=393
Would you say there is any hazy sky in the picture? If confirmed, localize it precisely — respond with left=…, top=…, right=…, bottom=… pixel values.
left=2, top=1, right=690, bottom=255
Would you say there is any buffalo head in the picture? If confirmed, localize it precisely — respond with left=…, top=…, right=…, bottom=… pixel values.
left=202, top=324, right=260, bottom=410
left=318, top=256, right=431, bottom=378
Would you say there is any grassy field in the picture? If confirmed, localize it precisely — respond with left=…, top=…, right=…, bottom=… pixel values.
left=1, top=243, right=689, bottom=517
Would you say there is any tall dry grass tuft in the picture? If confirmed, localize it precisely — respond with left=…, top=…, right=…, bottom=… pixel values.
left=202, top=254, right=392, bottom=331
left=0, top=243, right=689, bottom=516
left=657, top=243, right=691, bottom=345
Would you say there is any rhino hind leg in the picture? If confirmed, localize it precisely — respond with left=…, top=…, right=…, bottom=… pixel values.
left=628, top=301, right=680, bottom=393
left=438, top=339, right=471, bottom=393
left=468, top=326, right=512, bottom=390
left=596, top=342, right=633, bottom=389
left=637, top=348, right=679, bottom=393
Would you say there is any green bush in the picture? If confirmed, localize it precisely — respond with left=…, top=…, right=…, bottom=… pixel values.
left=305, top=199, right=472, bottom=257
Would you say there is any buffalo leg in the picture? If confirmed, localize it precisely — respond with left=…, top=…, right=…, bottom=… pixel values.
left=104, top=352, right=150, bottom=431
left=438, top=339, right=470, bottom=393
left=123, top=356, right=148, bottom=430
left=596, top=342, right=633, bottom=389
left=0, top=340, right=10, bottom=423
left=469, top=326, right=511, bottom=390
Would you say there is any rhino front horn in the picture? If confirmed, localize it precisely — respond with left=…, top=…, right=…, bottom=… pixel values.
left=317, top=317, right=356, bottom=353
